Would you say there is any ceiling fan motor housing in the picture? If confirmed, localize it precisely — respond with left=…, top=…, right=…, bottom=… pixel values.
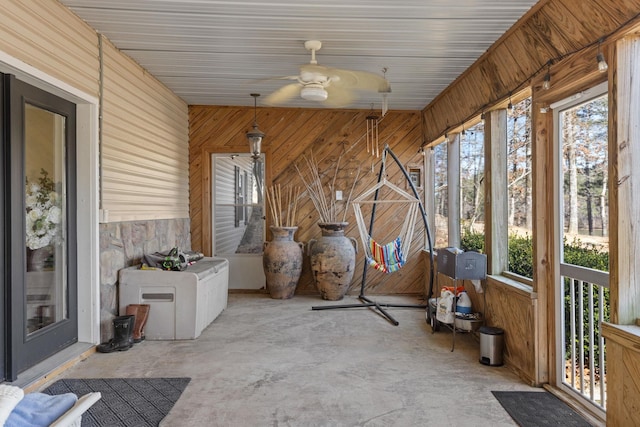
left=300, top=83, right=328, bottom=101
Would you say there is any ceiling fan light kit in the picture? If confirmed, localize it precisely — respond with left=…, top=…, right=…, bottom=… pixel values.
left=300, top=84, right=328, bottom=101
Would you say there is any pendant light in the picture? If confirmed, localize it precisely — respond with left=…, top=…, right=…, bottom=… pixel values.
left=246, top=93, right=265, bottom=159
left=596, top=39, right=608, bottom=73
left=542, top=62, right=551, bottom=90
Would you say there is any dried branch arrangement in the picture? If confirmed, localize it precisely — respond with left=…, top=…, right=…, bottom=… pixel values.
left=266, top=184, right=301, bottom=227
left=294, top=151, right=361, bottom=224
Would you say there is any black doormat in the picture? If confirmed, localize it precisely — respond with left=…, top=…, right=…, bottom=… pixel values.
left=492, top=391, right=593, bottom=427
left=43, top=377, right=190, bottom=427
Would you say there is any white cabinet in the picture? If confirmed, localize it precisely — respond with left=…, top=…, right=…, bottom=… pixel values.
left=119, top=257, right=229, bottom=340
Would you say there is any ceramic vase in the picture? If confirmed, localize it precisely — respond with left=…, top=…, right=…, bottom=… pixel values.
left=308, top=222, right=358, bottom=301
left=263, top=226, right=304, bottom=299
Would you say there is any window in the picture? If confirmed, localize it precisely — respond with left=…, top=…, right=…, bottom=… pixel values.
left=433, top=142, right=448, bottom=247
left=460, top=122, right=485, bottom=249
left=559, top=94, right=609, bottom=257
left=234, top=166, right=244, bottom=227
left=407, top=165, right=423, bottom=190
left=507, top=97, right=533, bottom=278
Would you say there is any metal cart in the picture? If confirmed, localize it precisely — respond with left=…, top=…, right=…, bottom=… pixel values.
left=426, top=248, right=487, bottom=351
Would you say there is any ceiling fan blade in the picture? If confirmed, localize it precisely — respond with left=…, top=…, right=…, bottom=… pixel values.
left=298, top=64, right=332, bottom=84
left=266, top=75, right=300, bottom=81
left=299, top=64, right=327, bottom=74
left=252, top=75, right=299, bottom=85
left=263, top=83, right=301, bottom=105
left=298, top=64, right=390, bottom=93
left=328, top=68, right=390, bottom=93
left=324, top=86, right=356, bottom=108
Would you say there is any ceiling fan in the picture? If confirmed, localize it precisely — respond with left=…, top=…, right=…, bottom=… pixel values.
left=262, top=40, right=391, bottom=108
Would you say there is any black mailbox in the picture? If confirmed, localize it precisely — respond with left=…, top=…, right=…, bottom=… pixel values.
left=436, top=248, right=487, bottom=280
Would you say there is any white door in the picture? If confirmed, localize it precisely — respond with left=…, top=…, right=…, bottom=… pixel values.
left=212, top=153, right=265, bottom=289
left=553, top=82, right=609, bottom=411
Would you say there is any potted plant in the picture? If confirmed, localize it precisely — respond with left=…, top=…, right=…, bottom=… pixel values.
left=263, top=184, right=303, bottom=299
left=295, top=152, right=359, bottom=300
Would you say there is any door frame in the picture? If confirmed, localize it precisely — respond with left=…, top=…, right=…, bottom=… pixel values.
left=0, top=51, right=100, bottom=381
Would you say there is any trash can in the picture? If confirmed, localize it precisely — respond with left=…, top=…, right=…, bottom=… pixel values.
left=479, top=326, right=504, bottom=366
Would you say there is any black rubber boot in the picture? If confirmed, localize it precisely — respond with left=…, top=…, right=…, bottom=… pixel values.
left=97, top=315, right=135, bottom=353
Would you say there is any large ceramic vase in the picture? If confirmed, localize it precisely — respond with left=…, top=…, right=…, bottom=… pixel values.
left=308, top=222, right=358, bottom=301
left=263, top=226, right=304, bottom=299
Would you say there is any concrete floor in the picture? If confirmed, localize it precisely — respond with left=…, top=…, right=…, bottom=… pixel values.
left=44, top=294, right=539, bottom=426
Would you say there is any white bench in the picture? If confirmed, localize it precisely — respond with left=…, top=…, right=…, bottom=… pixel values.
left=119, top=257, right=229, bottom=340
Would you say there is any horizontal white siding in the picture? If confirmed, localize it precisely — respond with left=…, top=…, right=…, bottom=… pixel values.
left=0, top=0, right=99, bottom=97
left=1, top=0, right=190, bottom=222
left=101, top=38, right=189, bottom=221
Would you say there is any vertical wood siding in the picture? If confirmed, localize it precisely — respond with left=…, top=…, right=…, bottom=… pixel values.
left=101, top=38, right=189, bottom=221
left=190, top=106, right=426, bottom=295
left=0, top=0, right=99, bottom=97
left=601, top=324, right=640, bottom=426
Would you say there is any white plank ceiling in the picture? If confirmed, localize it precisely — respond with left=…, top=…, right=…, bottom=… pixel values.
left=58, top=0, right=540, bottom=110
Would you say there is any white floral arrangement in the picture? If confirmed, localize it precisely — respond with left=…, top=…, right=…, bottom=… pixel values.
left=25, top=169, right=62, bottom=250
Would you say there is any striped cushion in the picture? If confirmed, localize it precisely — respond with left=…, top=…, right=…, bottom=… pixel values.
left=366, top=236, right=405, bottom=273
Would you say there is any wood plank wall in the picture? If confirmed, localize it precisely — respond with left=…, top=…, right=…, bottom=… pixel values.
left=190, top=106, right=427, bottom=295
left=422, top=0, right=640, bottom=143
left=602, top=323, right=640, bottom=426
left=419, top=0, right=640, bottom=394
left=601, top=34, right=640, bottom=426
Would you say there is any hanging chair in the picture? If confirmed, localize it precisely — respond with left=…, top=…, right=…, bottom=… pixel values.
left=311, top=145, right=433, bottom=327
left=352, top=177, right=420, bottom=274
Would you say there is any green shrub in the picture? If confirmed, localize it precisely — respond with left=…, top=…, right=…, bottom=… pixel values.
left=563, top=237, right=609, bottom=272
left=508, top=234, right=533, bottom=278
left=460, top=231, right=533, bottom=278
left=460, top=229, right=485, bottom=253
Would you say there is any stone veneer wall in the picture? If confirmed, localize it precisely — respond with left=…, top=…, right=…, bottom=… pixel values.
left=99, top=218, right=191, bottom=340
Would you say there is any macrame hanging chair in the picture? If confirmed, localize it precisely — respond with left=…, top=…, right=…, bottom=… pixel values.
left=352, top=175, right=420, bottom=274
left=311, top=145, right=434, bottom=327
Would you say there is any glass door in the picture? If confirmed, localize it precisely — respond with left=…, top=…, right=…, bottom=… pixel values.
left=554, top=83, right=609, bottom=410
left=212, top=153, right=265, bottom=289
left=4, top=75, right=77, bottom=380
left=23, top=103, right=69, bottom=332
